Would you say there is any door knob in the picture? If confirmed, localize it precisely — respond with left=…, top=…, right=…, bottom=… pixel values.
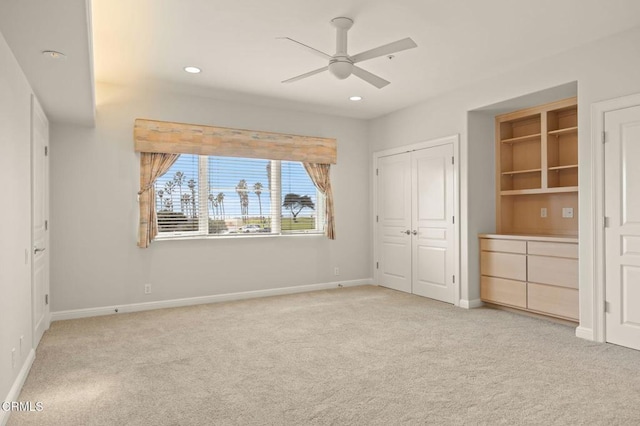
left=400, top=230, right=411, bottom=235
left=412, top=230, right=418, bottom=235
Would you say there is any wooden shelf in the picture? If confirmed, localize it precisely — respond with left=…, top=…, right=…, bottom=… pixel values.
left=548, top=126, right=578, bottom=137
left=549, top=164, right=578, bottom=171
left=501, top=133, right=541, bottom=144
left=496, top=97, right=578, bottom=236
left=500, top=186, right=578, bottom=196
left=501, top=168, right=541, bottom=176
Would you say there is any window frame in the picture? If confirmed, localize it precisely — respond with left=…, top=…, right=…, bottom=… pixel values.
left=154, top=155, right=325, bottom=241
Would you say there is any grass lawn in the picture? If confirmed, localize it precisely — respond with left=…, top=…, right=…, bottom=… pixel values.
left=281, top=217, right=315, bottom=231
left=232, top=217, right=316, bottom=231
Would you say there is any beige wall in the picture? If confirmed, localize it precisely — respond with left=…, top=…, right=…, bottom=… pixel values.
left=50, top=83, right=371, bottom=312
left=0, top=31, right=35, bottom=409
left=368, top=26, right=640, bottom=336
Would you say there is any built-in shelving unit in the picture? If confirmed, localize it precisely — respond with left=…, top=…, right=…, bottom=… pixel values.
left=495, top=97, right=578, bottom=236
left=483, top=97, right=579, bottom=322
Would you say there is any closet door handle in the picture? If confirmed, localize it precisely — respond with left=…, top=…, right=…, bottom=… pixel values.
left=411, top=230, right=418, bottom=235
left=400, top=230, right=411, bottom=235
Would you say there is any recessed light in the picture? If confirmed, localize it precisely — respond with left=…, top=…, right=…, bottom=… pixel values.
left=184, top=66, right=201, bottom=74
left=349, top=96, right=363, bottom=101
left=42, top=50, right=66, bottom=59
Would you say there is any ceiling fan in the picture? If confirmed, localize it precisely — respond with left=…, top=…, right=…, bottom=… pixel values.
left=280, top=17, right=417, bottom=89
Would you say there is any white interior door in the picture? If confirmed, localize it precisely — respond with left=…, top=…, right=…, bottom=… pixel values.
left=604, top=105, right=640, bottom=350
left=376, top=143, right=455, bottom=303
left=411, top=144, right=455, bottom=303
left=377, top=152, right=412, bottom=293
left=32, top=96, right=50, bottom=347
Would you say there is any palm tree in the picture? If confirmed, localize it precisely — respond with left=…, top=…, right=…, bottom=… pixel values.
left=217, top=192, right=225, bottom=219
left=164, top=181, right=176, bottom=211
left=157, top=189, right=165, bottom=211
left=253, top=182, right=264, bottom=223
left=208, top=193, right=218, bottom=218
left=181, top=194, right=191, bottom=217
left=236, top=179, right=249, bottom=223
left=188, top=179, right=197, bottom=218
left=174, top=171, right=185, bottom=213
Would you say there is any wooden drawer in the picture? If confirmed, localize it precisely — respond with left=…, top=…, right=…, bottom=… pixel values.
left=480, top=239, right=527, bottom=254
left=527, top=241, right=578, bottom=258
left=528, top=256, right=578, bottom=289
left=527, top=283, right=579, bottom=320
left=481, top=276, right=526, bottom=308
left=481, top=251, right=527, bottom=281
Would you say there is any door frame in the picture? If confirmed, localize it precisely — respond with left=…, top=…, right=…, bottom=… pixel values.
left=373, top=134, right=460, bottom=306
left=591, top=92, right=640, bottom=343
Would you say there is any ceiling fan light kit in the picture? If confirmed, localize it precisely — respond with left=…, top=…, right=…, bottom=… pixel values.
left=329, top=58, right=353, bottom=80
left=281, top=16, right=417, bottom=89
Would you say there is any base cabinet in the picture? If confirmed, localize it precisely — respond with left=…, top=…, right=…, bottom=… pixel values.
left=527, top=283, right=579, bottom=320
left=480, top=276, right=527, bottom=309
left=479, top=234, right=579, bottom=321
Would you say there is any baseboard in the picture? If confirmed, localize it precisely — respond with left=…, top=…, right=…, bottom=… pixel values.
left=459, top=298, right=483, bottom=309
left=51, top=278, right=373, bottom=322
left=1, top=349, right=36, bottom=426
left=575, top=326, right=594, bottom=341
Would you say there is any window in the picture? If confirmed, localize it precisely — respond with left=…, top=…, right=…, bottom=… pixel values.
left=135, top=119, right=336, bottom=247
left=155, top=154, right=324, bottom=238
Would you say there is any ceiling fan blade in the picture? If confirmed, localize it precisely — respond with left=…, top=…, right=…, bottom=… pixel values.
left=351, top=37, right=417, bottom=63
left=282, top=66, right=329, bottom=84
left=277, top=37, right=332, bottom=59
left=352, top=66, right=390, bottom=89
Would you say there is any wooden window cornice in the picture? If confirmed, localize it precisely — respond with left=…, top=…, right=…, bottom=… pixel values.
left=134, top=119, right=337, bottom=164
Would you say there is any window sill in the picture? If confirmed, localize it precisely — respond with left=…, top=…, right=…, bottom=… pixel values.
left=154, top=231, right=324, bottom=242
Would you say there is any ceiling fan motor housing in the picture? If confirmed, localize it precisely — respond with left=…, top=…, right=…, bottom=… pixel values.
left=329, top=17, right=355, bottom=79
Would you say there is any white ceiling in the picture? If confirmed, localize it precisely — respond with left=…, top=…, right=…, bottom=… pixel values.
left=3, top=1, right=640, bottom=124
left=0, top=0, right=94, bottom=125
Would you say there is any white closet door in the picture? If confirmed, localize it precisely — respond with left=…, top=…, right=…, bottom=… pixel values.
left=605, top=105, right=640, bottom=350
left=411, top=144, right=455, bottom=303
left=376, top=143, right=455, bottom=303
left=377, top=152, right=412, bottom=293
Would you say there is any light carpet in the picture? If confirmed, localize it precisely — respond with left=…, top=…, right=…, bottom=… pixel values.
left=8, top=285, right=640, bottom=425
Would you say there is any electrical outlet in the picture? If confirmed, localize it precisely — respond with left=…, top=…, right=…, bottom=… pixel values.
left=11, top=348, right=15, bottom=369
left=144, top=283, right=152, bottom=294
left=562, top=207, right=574, bottom=218
left=540, top=208, right=547, bottom=218
left=334, top=267, right=340, bottom=276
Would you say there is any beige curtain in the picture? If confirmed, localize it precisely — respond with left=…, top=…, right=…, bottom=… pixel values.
left=303, top=163, right=335, bottom=240
left=138, top=152, right=180, bottom=248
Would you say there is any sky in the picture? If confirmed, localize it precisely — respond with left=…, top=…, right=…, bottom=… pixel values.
left=155, top=154, right=318, bottom=219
